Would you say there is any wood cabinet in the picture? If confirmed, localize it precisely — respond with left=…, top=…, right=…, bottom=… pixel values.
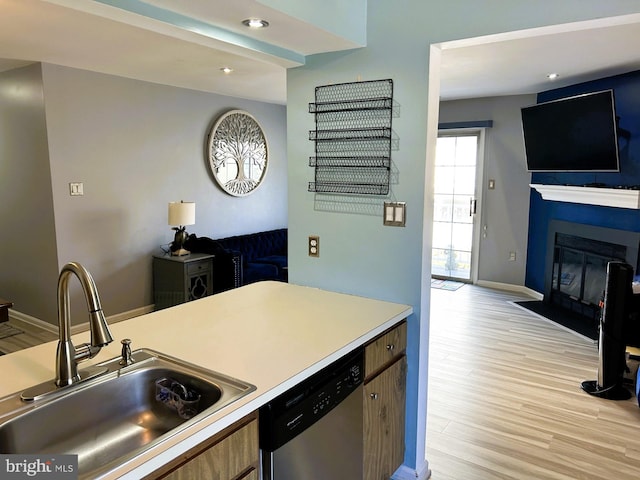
left=363, top=321, right=407, bottom=480
left=153, top=253, right=215, bottom=310
left=145, top=412, right=259, bottom=480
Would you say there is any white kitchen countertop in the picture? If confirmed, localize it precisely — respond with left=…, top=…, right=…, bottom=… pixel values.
left=0, top=281, right=412, bottom=479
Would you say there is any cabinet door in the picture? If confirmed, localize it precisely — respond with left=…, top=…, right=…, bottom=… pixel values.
left=186, top=261, right=213, bottom=301
left=363, top=356, right=406, bottom=480
left=160, top=417, right=258, bottom=480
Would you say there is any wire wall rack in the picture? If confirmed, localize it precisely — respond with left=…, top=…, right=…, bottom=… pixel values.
left=308, top=79, right=393, bottom=195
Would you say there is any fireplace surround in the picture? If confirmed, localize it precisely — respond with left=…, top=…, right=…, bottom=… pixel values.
left=544, top=220, right=640, bottom=328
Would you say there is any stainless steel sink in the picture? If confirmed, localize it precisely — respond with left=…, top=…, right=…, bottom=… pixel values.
left=0, top=349, right=255, bottom=479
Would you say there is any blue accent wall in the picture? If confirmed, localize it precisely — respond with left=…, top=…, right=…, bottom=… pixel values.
left=525, top=70, right=640, bottom=293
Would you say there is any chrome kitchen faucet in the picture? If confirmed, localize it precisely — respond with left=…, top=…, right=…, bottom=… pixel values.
left=55, top=262, right=114, bottom=386
left=21, top=262, right=115, bottom=401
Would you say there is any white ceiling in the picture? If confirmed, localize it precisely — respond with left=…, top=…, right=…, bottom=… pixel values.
left=0, top=0, right=362, bottom=104
left=1, top=1, right=640, bottom=104
left=437, top=15, right=640, bottom=101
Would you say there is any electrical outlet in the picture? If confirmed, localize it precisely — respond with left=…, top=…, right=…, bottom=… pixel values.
left=509, top=251, right=516, bottom=261
left=308, top=236, right=319, bottom=257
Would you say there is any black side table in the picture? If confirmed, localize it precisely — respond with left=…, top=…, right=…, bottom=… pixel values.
left=152, top=253, right=215, bottom=310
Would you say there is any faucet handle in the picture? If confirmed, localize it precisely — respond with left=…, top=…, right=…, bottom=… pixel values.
left=119, top=338, right=134, bottom=366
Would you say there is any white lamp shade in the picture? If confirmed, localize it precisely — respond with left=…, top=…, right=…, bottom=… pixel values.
left=168, top=201, right=196, bottom=226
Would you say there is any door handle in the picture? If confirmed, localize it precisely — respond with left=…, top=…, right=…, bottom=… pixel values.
left=469, top=198, right=477, bottom=216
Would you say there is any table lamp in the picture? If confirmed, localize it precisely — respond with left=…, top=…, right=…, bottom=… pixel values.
left=168, top=201, right=195, bottom=256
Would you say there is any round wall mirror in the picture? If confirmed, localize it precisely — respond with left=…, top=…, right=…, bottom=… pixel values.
left=207, top=110, right=269, bottom=196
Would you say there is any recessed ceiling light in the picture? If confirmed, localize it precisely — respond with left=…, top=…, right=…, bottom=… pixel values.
left=547, top=72, right=560, bottom=81
left=220, top=67, right=233, bottom=74
left=242, top=18, right=269, bottom=28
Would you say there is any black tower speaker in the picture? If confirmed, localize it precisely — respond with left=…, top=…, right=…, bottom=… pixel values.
left=581, top=261, right=633, bottom=400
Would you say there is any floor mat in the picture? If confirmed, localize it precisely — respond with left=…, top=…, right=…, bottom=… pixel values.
left=514, top=300, right=598, bottom=341
left=0, top=323, right=23, bottom=340
left=431, top=279, right=465, bottom=291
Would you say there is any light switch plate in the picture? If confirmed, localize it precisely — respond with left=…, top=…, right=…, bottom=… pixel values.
left=69, top=182, right=84, bottom=196
left=383, top=202, right=406, bottom=227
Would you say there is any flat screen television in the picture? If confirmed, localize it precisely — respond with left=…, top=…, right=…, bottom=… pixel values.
left=521, top=90, right=620, bottom=172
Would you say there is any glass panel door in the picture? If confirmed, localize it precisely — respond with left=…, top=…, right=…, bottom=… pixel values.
left=431, top=133, right=480, bottom=281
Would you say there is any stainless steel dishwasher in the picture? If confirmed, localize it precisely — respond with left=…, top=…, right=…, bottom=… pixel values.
left=259, top=347, right=364, bottom=480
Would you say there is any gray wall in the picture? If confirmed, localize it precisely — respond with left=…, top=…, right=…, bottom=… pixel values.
left=0, top=64, right=59, bottom=322
left=439, top=95, right=536, bottom=286
left=1, top=63, right=287, bottom=326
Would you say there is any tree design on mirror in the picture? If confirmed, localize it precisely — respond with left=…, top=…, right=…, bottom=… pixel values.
left=207, top=110, right=269, bottom=196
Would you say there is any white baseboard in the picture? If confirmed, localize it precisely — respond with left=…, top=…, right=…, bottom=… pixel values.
left=106, top=305, right=155, bottom=326
left=9, top=305, right=155, bottom=336
left=522, top=286, right=544, bottom=300
left=392, top=463, right=431, bottom=480
left=475, top=280, right=543, bottom=300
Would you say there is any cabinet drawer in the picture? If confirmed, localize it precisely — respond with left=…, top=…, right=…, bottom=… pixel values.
left=365, top=321, right=406, bottom=379
left=187, top=261, right=211, bottom=275
left=237, top=468, right=258, bottom=480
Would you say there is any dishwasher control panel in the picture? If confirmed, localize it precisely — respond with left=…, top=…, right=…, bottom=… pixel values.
left=311, top=361, right=361, bottom=414
left=259, top=347, right=364, bottom=452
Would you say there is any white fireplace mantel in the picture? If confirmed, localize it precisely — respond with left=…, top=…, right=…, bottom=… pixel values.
left=530, top=184, right=640, bottom=210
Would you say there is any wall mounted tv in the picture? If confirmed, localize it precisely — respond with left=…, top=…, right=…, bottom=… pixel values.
left=521, top=90, right=620, bottom=172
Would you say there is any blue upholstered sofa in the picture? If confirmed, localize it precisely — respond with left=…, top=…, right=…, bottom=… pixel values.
left=216, top=228, right=288, bottom=286
left=184, top=229, right=287, bottom=293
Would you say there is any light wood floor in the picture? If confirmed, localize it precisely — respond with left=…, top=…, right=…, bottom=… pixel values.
left=427, top=284, right=640, bottom=480
left=0, top=319, right=56, bottom=354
